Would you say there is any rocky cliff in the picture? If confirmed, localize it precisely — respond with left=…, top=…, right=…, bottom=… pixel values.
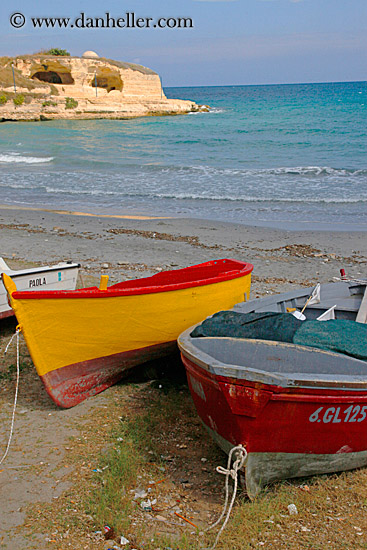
left=0, top=52, right=202, bottom=121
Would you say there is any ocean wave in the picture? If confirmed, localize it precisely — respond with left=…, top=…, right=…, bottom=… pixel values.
left=39, top=185, right=367, bottom=204
left=43, top=186, right=119, bottom=196
left=151, top=193, right=367, bottom=204
left=187, top=165, right=367, bottom=177
left=173, top=139, right=202, bottom=144
left=0, top=153, right=54, bottom=164
left=4, top=179, right=365, bottom=204
left=263, top=166, right=366, bottom=176
left=157, top=164, right=367, bottom=178
left=2, top=156, right=364, bottom=178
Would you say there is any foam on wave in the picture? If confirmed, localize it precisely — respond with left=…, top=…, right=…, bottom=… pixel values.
left=0, top=153, right=54, bottom=164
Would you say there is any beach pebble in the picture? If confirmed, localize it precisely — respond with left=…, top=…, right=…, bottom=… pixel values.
left=288, top=503, right=298, bottom=515
left=141, top=498, right=154, bottom=510
left=102, top=263, right=109, bottom=269
left=134, top=489, right=148, bottom=499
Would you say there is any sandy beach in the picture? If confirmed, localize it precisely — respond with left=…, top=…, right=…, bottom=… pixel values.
left=1, top=204, right=366, bottom=293
left=1, top=205, right=366, bottom=549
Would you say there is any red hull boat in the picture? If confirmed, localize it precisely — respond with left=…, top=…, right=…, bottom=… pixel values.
left=178, top=280, right=367, bottom=498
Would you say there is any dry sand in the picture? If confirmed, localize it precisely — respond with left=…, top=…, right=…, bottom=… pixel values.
left=0, top=205, right=366, bottom=548
left=0, top=204, right=366, bottom=293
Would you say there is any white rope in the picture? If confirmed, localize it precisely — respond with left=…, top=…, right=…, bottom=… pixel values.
left=203, top=444, right=247, bottom=550
left=0, top=327, right=21, bottom=466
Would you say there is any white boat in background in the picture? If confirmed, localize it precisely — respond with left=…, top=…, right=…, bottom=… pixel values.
left=0, top=257, right=80, bottom=320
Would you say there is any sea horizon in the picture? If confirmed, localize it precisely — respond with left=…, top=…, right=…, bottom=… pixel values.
left=165, top=79, right=367, bottom=89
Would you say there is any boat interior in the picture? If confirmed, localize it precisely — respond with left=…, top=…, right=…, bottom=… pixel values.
left=180, top=281, right=367, bottom=387
left=234, top=281, right=365, bottom=321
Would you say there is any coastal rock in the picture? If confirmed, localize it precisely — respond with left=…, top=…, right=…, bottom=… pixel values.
left=0, top=53, right=201, bottom=121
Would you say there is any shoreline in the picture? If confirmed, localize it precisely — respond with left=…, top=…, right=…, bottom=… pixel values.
left=1, top=205, right=366, bottom=296
left=0, top=204, right=171, bottom=221
left=1, top=203, right=366, bottom=233
left=0, top=108, right=199, bottom=123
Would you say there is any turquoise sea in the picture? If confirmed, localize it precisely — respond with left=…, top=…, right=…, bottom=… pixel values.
left=0, top=81, right=366, bottom=230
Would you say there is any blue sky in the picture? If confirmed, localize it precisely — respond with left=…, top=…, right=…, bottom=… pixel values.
left=0, top=0, right=366, bottom=86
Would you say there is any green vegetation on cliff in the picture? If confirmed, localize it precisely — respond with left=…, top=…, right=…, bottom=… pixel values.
left=65, top=97, right=78, bottom=109
left=13, top=94, right=25, bottom=106
left=0, top=58, right=49, bottom=91
left=45, top=48, right=70, bottom=56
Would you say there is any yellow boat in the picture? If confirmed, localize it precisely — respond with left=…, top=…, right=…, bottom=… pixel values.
left=2, top=259, right=253, bottom=408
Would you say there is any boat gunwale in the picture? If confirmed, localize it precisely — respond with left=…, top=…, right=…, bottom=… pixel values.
left=233, top=280, right=365, bottom=315
left=178, top=329, right=367, bottom=391
left=9, top=259, right=253, bottom=300
left=1, top=262, right=80, bottom=278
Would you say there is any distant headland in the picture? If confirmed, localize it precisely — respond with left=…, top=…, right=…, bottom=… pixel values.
left=0, top=49, right=205, bottom=122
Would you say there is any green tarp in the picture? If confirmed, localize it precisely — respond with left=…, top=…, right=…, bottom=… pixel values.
left=191, top=311, right=302, bottom=342
left=294, top=319, right=367, bottom=361
left=191, top=311, right=367, bottom=361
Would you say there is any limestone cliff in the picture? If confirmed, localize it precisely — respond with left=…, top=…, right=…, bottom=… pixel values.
left=0, top=52, right=202, bottom=121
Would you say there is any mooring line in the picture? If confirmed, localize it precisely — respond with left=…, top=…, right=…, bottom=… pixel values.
left=203, top=444, right=247, bottom=550
left=0, top=326, right=21, bottom=466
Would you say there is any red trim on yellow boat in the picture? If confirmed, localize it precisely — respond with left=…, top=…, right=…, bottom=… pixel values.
left=40, top=341, right=177, bottom=408
left=12, top=259, right=253, bottom=300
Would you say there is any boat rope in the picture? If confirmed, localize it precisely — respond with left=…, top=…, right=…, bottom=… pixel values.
left=0, top=326, right=21, bottom=466
left=203, top=444, right=247, bottom=550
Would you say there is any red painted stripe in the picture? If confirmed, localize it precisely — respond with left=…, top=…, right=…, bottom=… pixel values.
left=271, top=393, right=367, bottom=403
left=40, top=340, right=177, bottom=408
left=12, top=259, right=253, bottom=300
left=187, top=358, right=367, bottom=399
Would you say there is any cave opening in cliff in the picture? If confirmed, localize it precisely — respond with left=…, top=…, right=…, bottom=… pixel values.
left=32, top=70, right=75, bottom=85
left=91, top=70, right=123, bottom=93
